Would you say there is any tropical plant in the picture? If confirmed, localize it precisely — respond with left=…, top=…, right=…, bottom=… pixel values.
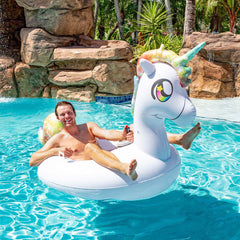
left=169, top=0, right=186, bottom=34
left=133, top=34, right=183, bottom=63
left=196, top=0, right=240, bottom=32
left=136, top=0, right=168, bottom=49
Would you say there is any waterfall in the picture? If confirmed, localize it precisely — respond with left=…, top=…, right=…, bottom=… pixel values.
left=207, top=50, right=215, bottom=63
left=0, top=1, right=10, bottom=56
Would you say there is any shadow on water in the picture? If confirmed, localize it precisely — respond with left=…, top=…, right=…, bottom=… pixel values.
left=95, top=190, right=240, bottom=240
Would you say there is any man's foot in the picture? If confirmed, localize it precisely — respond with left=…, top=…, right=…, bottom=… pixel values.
left=180, top=123, right=201, bottom=149
left=126, top=159, right=138, bottom=180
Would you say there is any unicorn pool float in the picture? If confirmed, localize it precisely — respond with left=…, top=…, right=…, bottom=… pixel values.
left=38, top=42, right=205, bottom=201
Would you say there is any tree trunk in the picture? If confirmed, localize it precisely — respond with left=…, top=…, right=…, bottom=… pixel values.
left=165, top=0, right=173, bottom=36
left=210, top=8, right=222, bottom=33
left=183, top=0, right=196, bottom=45
left=137, top=0, right=143, bottom=24
left=137, top=0, right=143, bottom=44
left=94, top=0, right=99, bottom=37
left=114, top=0, right=124, bottom=40
left=132, top=0, right=138, bottom=43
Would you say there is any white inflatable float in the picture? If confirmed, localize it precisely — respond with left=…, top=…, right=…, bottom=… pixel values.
left=38, top=42, right=205, bottom=201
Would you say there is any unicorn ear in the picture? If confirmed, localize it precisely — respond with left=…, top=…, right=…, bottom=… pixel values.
left=139, top=59, right=156, bottom=77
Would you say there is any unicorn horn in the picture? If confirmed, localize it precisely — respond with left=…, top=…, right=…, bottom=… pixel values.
left=173, top=42, right=206, bottom=67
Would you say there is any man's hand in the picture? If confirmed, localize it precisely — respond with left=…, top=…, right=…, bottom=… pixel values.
left=123, top=125, right=134, bottom=142
left=59, top=147, right=77, bottom=158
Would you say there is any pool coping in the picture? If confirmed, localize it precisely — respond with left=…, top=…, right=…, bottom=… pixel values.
left=191, top=98, right=240, bottom=123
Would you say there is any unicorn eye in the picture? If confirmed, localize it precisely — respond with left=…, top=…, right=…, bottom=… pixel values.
left=151, top=79, right=173, bottom=102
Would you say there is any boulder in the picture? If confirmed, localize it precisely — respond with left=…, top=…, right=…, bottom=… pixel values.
left=49, top=70, right=94, bottom=86
left=43, top=84, right=97, bottom=102
left=24, top=7, right=94, bottom=36
left=77, top=35, right=133, bottom=61
left=20, top=28, right=75, bottom=67
left=0, top=57, right=17, bottom=97
left=1, top=0, right=135, bottom=101
left=182, top=32, right=240, bottom=98
left=93, top=61, right=135, bottom=95
left=53, top=41, right=133, bottom=62
left=49, top=60, right=134, bottom=95
left=236, top=70, right=240, bottom=96
left=0, top=56, right=15, bottom=71
left=14, top=62, right=48, bottom=97
left=53, top=59, right=97, bottom=70
left=184, top=32, right=240, bottom=63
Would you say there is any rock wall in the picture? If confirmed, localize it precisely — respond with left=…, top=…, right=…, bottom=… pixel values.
left=0, top=0, right=134, bottom=102
left=181, top=32, right=240, bottom=99
left=1, top=2, right=239, bottom=101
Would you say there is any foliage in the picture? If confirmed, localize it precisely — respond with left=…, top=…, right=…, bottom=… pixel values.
left=131, top=0, right=183, bottom=63
left=132, top=34, right=183, bottom=64
left=94, top=0, right=137, bottom=42
left=94, top=0, right=240, bottom=47
left=170, top=0, right=186, bottom=34
left=136, top=0, right=168, bottom=49
left=196, top=0, right=240, bottom=32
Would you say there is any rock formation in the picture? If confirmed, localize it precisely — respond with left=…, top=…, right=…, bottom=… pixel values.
left=181, top=32, right=240, bottom=98
left=0, top=0, right=134, bottom=102
left=1, top=1, right=239, bottom=100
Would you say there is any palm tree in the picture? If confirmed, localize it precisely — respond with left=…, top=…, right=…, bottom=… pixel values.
left=183, top=0, right=196, bottom=44
left=137, top=0, right=143, bottom=24
left=94, top=0, right=99, bottom=36
left=165, top=0, right=173, bottom=36
left=114, top=0, right=124, bottom=40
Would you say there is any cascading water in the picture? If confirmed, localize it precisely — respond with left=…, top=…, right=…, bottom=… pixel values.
left=207, top=50, right=215, bottom=63
left=0, top=0, right=10, bottom=56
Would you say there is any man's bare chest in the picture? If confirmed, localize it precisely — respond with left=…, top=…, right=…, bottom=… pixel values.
left=59, top=133, right=96, bottom=151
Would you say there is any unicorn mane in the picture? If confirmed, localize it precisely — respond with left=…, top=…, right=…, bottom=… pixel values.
left=136, top=43, right=205, bottom=87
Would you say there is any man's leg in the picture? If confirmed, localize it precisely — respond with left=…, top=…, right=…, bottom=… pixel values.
left=84, top=143, right=138, bottom=180
left=167, top=122, right=201, bottom=149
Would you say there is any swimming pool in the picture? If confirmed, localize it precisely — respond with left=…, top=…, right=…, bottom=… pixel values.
left=0, top=97, right=240, bottom=239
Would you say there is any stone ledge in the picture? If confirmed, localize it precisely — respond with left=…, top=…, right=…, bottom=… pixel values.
left=49, top=70, right=93, bottom=86
left=53, top=46, right=132, bottom=61
left=16, top=0, right=94, bottom=10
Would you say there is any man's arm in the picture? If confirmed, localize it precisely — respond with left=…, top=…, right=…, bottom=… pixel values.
left=88, top=122, right=132, bottom=141
left=29, top=134, right=60, bottom=167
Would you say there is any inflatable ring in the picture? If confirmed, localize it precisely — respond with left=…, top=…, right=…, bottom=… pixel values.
left=37, top=43, right=205, bottom=200
left=38, top=137, right=181, bottom=200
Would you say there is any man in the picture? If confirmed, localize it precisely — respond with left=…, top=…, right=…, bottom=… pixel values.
left=30, top=101, right=201, bottom=181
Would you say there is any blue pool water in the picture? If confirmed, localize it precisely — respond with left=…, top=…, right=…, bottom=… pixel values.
left=0, top=98, right=240, bottom=240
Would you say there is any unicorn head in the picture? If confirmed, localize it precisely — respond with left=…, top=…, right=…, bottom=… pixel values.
left=133, top=43, right=205, bottom=159
left=135, top=59, right=196, bottom=127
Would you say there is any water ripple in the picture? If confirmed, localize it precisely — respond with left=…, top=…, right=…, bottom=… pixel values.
left=1, top=98, right=240, bottom=239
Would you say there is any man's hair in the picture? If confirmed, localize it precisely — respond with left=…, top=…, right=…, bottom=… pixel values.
left=55, top=101, right=76, bottom=117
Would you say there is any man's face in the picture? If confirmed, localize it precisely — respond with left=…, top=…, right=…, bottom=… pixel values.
left=56, top=105, right=76, bottom=127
